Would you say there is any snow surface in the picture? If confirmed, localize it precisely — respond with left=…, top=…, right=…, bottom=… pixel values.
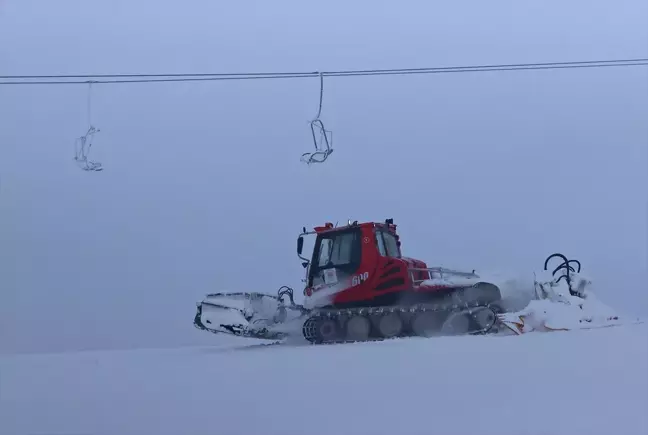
left=2, top=324, right=647, bottom=435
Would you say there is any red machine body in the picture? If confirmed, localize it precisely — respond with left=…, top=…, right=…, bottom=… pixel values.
left=195, top=218, right=505, bottom=344
left=300, top=219, right=476, bottom=309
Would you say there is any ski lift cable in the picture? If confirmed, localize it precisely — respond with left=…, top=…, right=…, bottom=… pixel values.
left=2, top=57, right=646, bottom=169
left=0, top=58, right=646, bottom=84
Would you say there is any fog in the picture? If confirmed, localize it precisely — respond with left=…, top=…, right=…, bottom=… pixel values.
left=1, top=0, right=647, bottom=354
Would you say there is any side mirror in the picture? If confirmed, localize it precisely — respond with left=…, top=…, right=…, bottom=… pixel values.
left=297, top=236, right=304, bottom=256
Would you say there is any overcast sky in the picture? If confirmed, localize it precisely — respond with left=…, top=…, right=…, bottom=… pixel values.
left=1, top=0, right=647, bottom=354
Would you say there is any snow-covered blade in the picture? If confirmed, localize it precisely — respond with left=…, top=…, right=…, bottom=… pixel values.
left=193, top=288, right=307, bottom=340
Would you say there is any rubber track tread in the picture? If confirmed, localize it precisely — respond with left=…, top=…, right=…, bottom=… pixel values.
left=301, top=300, right=499, bottom=344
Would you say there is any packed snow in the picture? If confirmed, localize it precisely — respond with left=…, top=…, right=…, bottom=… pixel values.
left=1, top=323, right=646, bottom=435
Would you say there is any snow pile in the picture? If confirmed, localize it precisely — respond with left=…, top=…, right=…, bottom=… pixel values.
left=499, top=269, right=638, bottom=333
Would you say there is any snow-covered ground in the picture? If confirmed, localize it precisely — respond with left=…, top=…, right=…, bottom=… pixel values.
left=1, top=324, right=647, bottom=435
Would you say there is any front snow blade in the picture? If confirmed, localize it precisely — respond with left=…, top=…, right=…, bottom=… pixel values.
left=193, top=291, right=303, bottom=341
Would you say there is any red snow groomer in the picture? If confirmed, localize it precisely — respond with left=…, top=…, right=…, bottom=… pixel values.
left=194, top=219, right=518, bottom=344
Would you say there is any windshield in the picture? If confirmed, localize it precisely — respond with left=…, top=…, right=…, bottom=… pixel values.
left=317, top=230, right=358, bottom=267
left=310, top=229, right=361, bottom=287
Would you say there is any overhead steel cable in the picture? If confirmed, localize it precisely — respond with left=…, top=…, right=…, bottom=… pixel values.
left=2, top=58, right=647, bottom=79
left=4, top=56, right=647, bottom=168
left=1, top=58, right=647, bottom=85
